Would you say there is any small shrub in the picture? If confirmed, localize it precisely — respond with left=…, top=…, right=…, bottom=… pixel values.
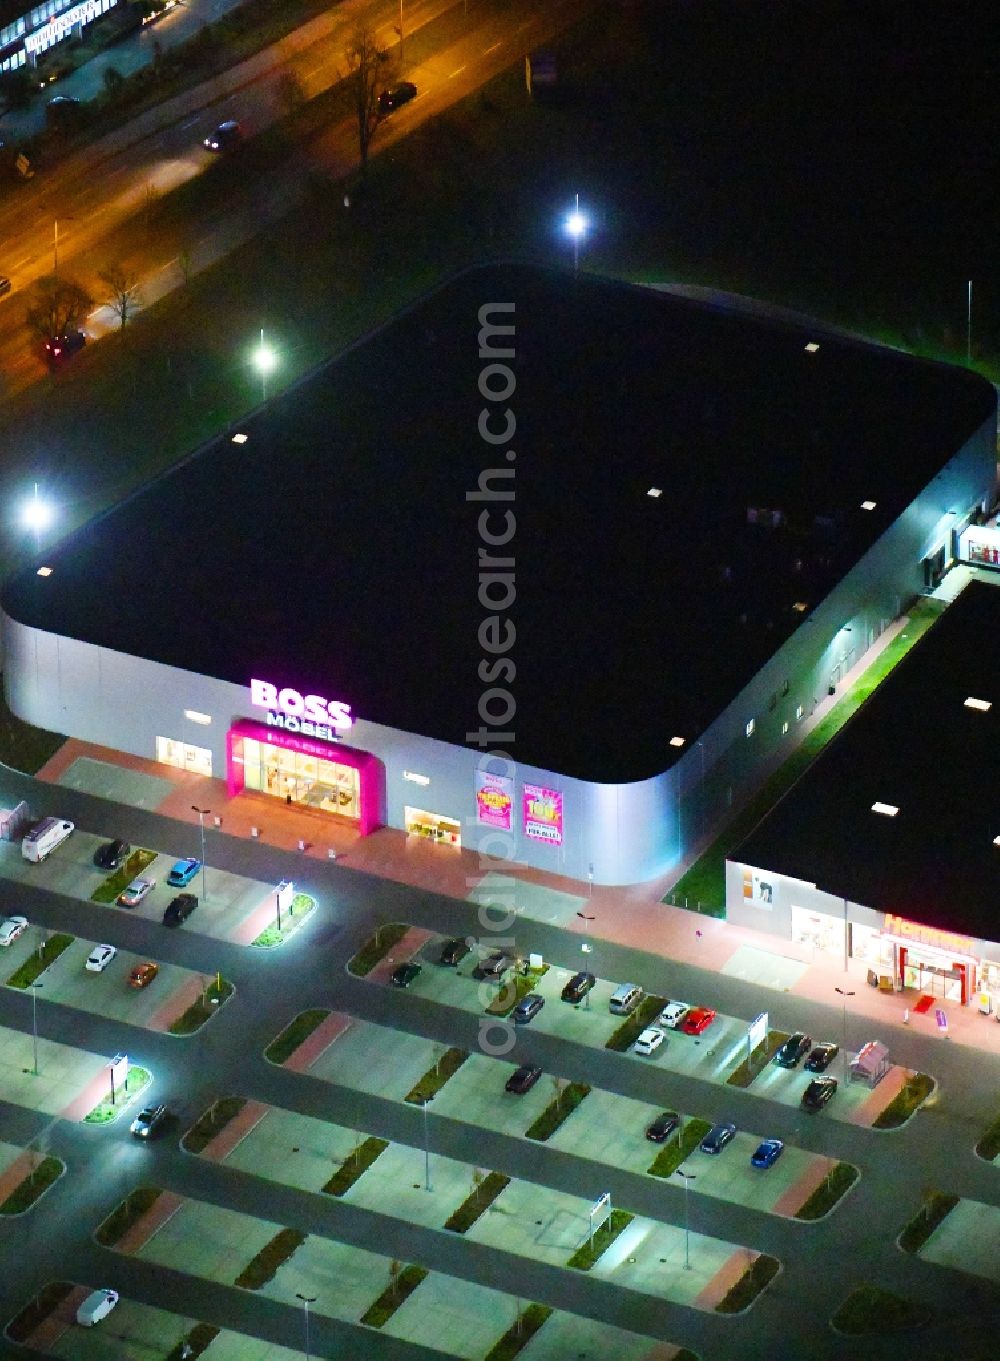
left=714, top=1254, right=780, bottom=1313
left=264, top=1008, right=329, bottom=1064
left=234, top=1227, right=306, bottom=1290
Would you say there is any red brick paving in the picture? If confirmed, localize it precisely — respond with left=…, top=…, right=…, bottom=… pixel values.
left=281, top=1011, right=353, bottom=1073
left=145, top=974, right=214, bottom=1033
left=694, top=1248, right=761, bottom=1309
left=60, top=1067, right=115, bottom=1123
left=115, top=1189, right=184, bottom=1255
left=199, top=1099, right=270, bottom=1163
left=772, top=1154, right=838, bottom=1218
left=0, top=1150, right=42, bottom=1207
left=23, top=1285, right=89, bottom=1353
left=367, top=927, right=436, bottom=985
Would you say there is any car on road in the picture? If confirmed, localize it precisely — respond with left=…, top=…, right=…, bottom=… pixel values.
left=634, top=1026, right=666, bottom=1056
left=657, top=1000, right=691, bottom=1029
left=76, top=1288, right=118, bottom=1327
left=802, top=1076, right=838, bottom=1111
left=128, top=961, right=159, bottom=989
left=390, top=962, right=422, bottom=988
left=43, top=330, right=85, bottom=364
left=805, top=1042, right=839, bottom=1072
left=751, top=1138, right=784, bottom=1169
left=505, top=1064, right=542, bottom=1094
left=163, top=893, right=197, bottom=927
left=118, top=876, right=155, bottom=908
left=85, top=943, right=116, bottom=972
left=439, top=937, right=469, bottom=966
left=645, top=1110, right=681, bottom=1143
left=680, top=1006, right=717, bottom=1036
left=93, top=838, right=131, bottom=871
left=774, top=1032, right=812, bottom=1067
left=377, top=81, right=417, bottom=115
left=130, top=1103, right=168, bottom=1139
left=561, top=970, right=596, bottom=1003
left=0, top=916, right=28, bottom=947
left=203, top=118, right=242, bottom=152
left=700, top=1121, right=736, bottom=1154
left=513, top=993, right=545, bottom=1024
left=167, top=858, right=201, bottom=887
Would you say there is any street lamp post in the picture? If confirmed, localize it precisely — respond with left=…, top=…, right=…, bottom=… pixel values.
left=564, top=193, right=588, bottom=275
left=192, top=805, right=210, bottom=900
left=835, top=986, right=855, bottom=1072
left=253, top=327, right=278, bottom=403
left=676, top=1168, right=696, bottom=1269
left=294, top=1292, right=317, bottom=1361
left=422, top=1095, right=433, bottom=1191
left=30, top=981, right=44, bottom=1076
left=581, top=941, right=593, bottom=1009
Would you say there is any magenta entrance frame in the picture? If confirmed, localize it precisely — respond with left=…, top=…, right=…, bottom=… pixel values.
left=226, top=718, right=383, bottom=836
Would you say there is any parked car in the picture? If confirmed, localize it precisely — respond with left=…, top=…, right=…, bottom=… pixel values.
left=805, top=1042, right=839, bottom=1073
left=700, top=1121, right=736, bottom=1154
left=0, top=915, right=28, bottom=947
left=203, top=118, right=242, bottom=152
left=439, top=937, right=469, bottom=966
left=167, top=858, right=201, bottom=887
left=76, top=1288, right=118, bottom=1327
left=513, top=993, right=545, bottom=1024
left=129, top=961, right=159, bottom=989
left=645, top=1110, right=681, bottom=1143
left=93, top=838, right=131, bottom=871
left=163, top=893, right=197, bottom=927
left=802, top=1076, right=838, bottom=1111
left=657, top=1000, right=691, bottom=1029
left=377, top=81, right=417, bottom=114
left=505, top=1064, right=542, bottom=1094
left=680, top=1006, right=717, bottom=1036
left=118, top=876, right=155, bottom=908
left=390, top=962, right=421, bottom=988
left=561, top=970, right=595, bottom=1003
left=0, top=276, right=11, bottom=297
left=130, top=1103, right=168, bottom=1139
left=774, top=1032, right=812, bottom=1068
left=85, top=943, right=116, bottom=972
left=751, top=1138, right=784, bottom=1169
left=634, top=1026, right=666, bottom=1057
left=473, top=950, right=515, bottom=981
left=43, top=330, right=85, bottom=364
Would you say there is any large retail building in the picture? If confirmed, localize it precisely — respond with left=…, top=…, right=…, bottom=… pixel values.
left=2, top=264, right=996, bottom=884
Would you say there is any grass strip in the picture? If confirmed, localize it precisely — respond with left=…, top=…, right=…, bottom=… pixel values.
left=872, top=1072, right=934, bottom=1129
left=84, top=1066, right=151, bottom=1124
left=567, top=1210, right=633, bottom=1271
left=525, top=1083, right=591, bottom=1141
left=264, top=1008, right=330, bottom=1065
left=485, top=967, right=549, bottom=1018
left=95, top=1186, right=161, bottom=1247
left=714, top=1254, right=780, bottom=1313
left=0, top=1156, right=63, bottom=1214
left=348, top=924, right=410, bottom=977
left=322, top=1137, right=388, bottom=1196
left=6, top=1280, right=73, bottom=1343
left=0, top=684, right=66, bottom=776
left=405, top=1048, right=469, bottom=1105
left=182, top=1097, right=247, bottom=1155
left=483, top=1303, right=553, bottom=1360
left=647, top=1118, right=712, bottom=1178
left=6, top=934, right=74, bottom=989
left=831, top=1285, right=932, bottom=1335
left=361, top=1264, right=428, bottom=1328
left=234, top=1227, right=306, bottom=1290
left=898, top=1191, right=959, bottom=1254
left=444, top=1172, right=510, bottom=1233
left=794, top=1162, right=859, bottom=1221
left=727, top=1032, right=788, bottom=1087
left=165, top=1324, right=220, bottom=1361
left=252, top=892, right=316, bottom=947
left=976, top=1112, right=1000, bottom=1161
left=605, top=996, right=667, bottom=1052
left=90, top=848, right=157, bottom=903
left=168, top=977, right=234, bottom=1035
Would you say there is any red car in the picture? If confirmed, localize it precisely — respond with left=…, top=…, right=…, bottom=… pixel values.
left=680, top=1006, right=717, bottom=1035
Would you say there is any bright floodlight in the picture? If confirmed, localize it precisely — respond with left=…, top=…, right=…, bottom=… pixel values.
left=253, top=341, right=278, bottom=375
left=565, top=209, right=588, bottom=239
left=22, top=489, right=53, bottom=533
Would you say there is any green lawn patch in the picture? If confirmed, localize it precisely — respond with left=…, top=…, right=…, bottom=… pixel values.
left=6, top=1280, right=73, bottom=1343
left=566, top=1210, right=634, bottom=1270
left=794, top=1162, right=859, bottom=1220
left=182, top=1096, right=246, bottom=1154
left=444, top=1171, right=510, bottom=1233
left=899, top=1191, right=959, bottom=1254
left=405, top=1047, right=468, bottom=1104
left=714, top=1254, right=780, bottom=1313
left=831, top=1285, right=932, bottom=1335
left=322, top=1136, right=388, bottom=1196
left=605, top=996, right=667, bottom=1052
left=234, top=1227, right=306, bottom=1290
left=348, top=924, right=410, bottom=977
left=84, top=1065, right=151, bottom=1124
left=976, top=1112, right=1000, bottom=1161
left=0, top=1156, right=63, bottom=1214
left=90, top=847, right=157, bottom=903
left=361, top=1263, right=428, bottom=1327
left=251, top=892, right=316, bottom=946
left=0, top=683, right=66, bottom=776
left=264, top=1008, right=330, bottom=1065
left=483, top=1303, right=552, bottom=1360
left=726, top=1032, right=788, bottom=1087
left=165, top=1324, right=220, bottom=1361
left=484, top=965, right=550, bottom=1018
left=168, top=977, right=234, bottom=1035
left=647, top=1118, right=713, bottom=1178
left=6, top=934, right=74, bottom=989
left=872, top=1072, right=934, bottom=1129
left=525, top=1082, right=591, bottom=1141
left=95, top=1186, right=161, bottom=1247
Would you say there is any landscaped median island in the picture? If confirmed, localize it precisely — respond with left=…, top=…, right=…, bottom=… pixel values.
left=485, top=964, right=550, bottom=1018
left=90, top=847, right=156, bottom=904
left=605, top=996, right=667, bottom=1052
left=251, top=892, right=317, bottom=947
left=405, top=1048, right=468, bottom=1104
left=168, top=976, right=234, bottom=1035
left=483, top=1303, right=552, bottom=1361
left=263, top=1008, right=331, bottom=1065
left=0, top=1156, right=63, bottom=1215
left=898, top=1190, right=959, bottom=1253
left=322, top=1137, right=388, bottom=1196
left=6, top=934, right=74, bottom=988
left=95, top=1186, right=162, bottom=1247
left=727, top=1032, right=788, bottom=1087
left=793, top=1162, right=859, bottom=1221
left=234, top=1227, right=306, bottom=1290
left=348, top=924, right=410, bottom=977
left=444, top=1172, right=510, bottom=1233
left=360, top=1262, right=428, bottom=1328
left=566, top=1210, right=634, bottom=1271
left=6, top=1280, right=73, bottom=1343
left=164, top=1324, right=220, bottom=1361
left=872, top=1072, right=935, bottom=1129
left=84, top=1065, right=151, bottom=1124
left=831, top=1285, right=932, bottom=1335
left=714, top=1255, right=781, bottom=1314
left=525, top=1082, right=591, bottom=1142
left=648, top=1119, right=713, bottom=1179
left=182, top=1097, right=247, bottom=1155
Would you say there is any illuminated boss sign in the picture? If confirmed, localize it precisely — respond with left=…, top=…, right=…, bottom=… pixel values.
left=250, top=679, right=354, bottom=739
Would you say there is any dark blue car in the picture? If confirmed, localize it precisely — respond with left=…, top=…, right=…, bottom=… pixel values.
left=751, top=1138, right=784, bottom=1169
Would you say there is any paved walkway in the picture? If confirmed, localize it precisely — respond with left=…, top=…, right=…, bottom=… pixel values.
left=0, top=1149, right=37, bottom=1207
left=200, top=1099, right=270, bottom=1163
left=694, top=1248, right=761, bottom=1309
left=771, top=1154, right=837, bottom=1218
left=145, top=974, right=211, bottom=1033
left=282, top=1011, right=352, bottom=1073
left=115, top=1188, right=184, bottom=1254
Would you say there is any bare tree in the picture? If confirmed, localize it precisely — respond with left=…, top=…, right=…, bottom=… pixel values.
left=25, top=275, right=92, bottom=342
left=100, top=265, right=142, bottom=328
left=344, top=24, right=384, bottom=174
left=389, top=1258, right=403, bottom=1296
left=551, top=1075, right=568, bottom=1111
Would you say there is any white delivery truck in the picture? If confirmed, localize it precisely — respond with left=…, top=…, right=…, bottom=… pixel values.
left=21, top=817, right=75, bottom=863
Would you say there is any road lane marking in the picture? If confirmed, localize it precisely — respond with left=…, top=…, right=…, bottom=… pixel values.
left=448, top=65, right=466, bottom=78
left=483, top=41, right=502, bottom=53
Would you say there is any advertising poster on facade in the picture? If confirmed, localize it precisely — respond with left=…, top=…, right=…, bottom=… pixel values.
left=476, top=771, right=514, bottom=830
left=523, top=784, right=563, bottom=845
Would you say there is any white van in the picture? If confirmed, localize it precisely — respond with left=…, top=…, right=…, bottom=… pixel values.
left=22, top=817, right=75, bottom=863
left=609, top=983, right=644, bottom=1016
left=76, top=1288, right=118, bottom=1326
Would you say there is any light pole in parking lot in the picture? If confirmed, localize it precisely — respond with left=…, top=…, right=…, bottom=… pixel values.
left=564, top=193, right=588, bottom=276
left=294, top=1292, right=317, bottom=1361
left=581, top=942, right=593, bottom=1009
left=253, top=327, right=278, bottom=403
left=835, top=986, right=855, bottom=1072
left=422, top=1094, right=434, bottom=1191
left=675, top=1167, right=696, bottom=1269
left=192, top=806, right=210, bottom=900
left=29, top=980, right=44, bottom=1077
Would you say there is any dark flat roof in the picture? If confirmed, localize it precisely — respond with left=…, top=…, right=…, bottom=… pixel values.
left=3, top=264, right=995, bottom=783
left=733, top=580, right=1000, bottom=938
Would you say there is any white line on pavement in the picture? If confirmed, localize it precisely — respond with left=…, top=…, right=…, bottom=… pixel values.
left=448, top=65, right=466, bottom=77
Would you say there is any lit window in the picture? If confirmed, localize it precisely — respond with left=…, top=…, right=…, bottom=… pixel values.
left=782, top=720, right=789, bottom=734
left=871, top=802, right=899, bottom=817
left=184, top=709, right=211, bottom=725
left=745, top=719, right=755, bottom=738
left=861, top=500, right=877, bottom=511
left=994, top=836, right=1000, bottom=847
left=804, top=342, right=820, bottom=353
left=402, top=770, right=430, bottom=786
left=964, top=696, right=992, bottom=712
left=36, top=566, right=53, bottom=577
left=792, top=601, right=808, bottom=613
left=647, top=487, right=663, bottom=499
left=669, top=736, right=685, bottom=748
left=795, top=705, right=804, bottom=720
left=232, top=432, right=248, bottom=444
